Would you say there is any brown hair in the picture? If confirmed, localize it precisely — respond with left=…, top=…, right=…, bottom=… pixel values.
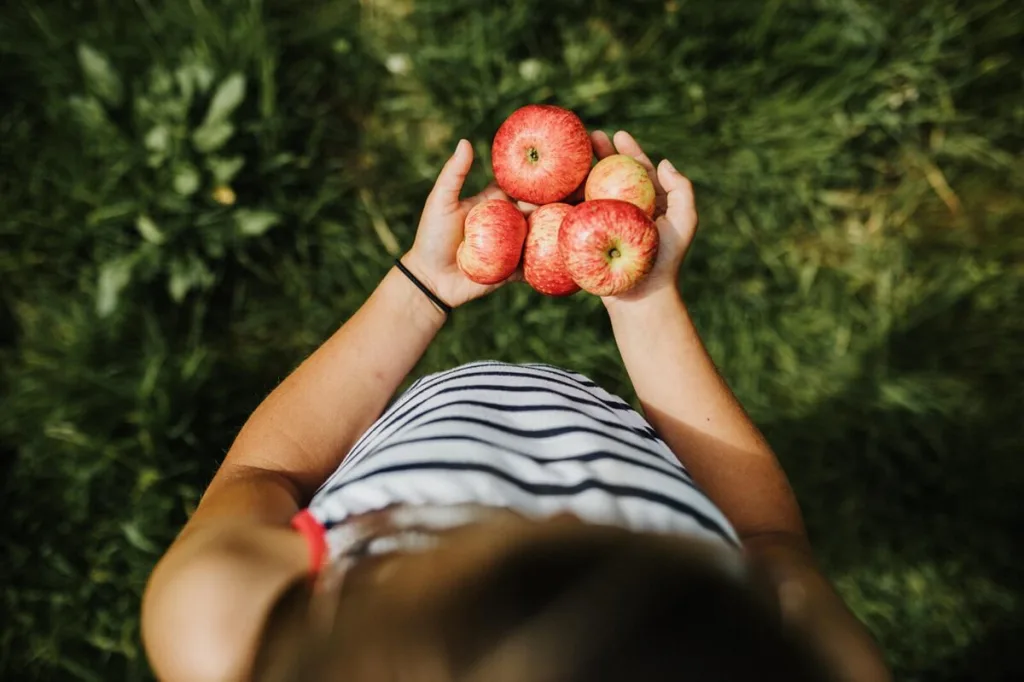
left=253, top=519, right=833, bottom=682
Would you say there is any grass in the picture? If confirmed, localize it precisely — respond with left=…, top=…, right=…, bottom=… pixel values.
left=1, top=0, right=1022, bottom=679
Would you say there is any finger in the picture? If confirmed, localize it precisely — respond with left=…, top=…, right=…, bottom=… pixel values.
left=612, top=130, right=665, bottom=195
left=657, top=159, right=697, bottom=230
left=476, top=267, right=522, bottom=300
left=590, top=130, right=616, bottom=159
left=516, top=200, right=540, bottom=217
left=464, top=182, right=508, bottom=209
left=425, top=139, right=473, bottom=214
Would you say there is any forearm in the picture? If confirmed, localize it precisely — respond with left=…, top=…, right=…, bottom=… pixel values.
left=745, top=534, right=892, bottom=681
left=610, top=290, right=888, bottom=679
left=607, top=287, right=804, bottom=539
left=215, top=266, right=445, bottom=503
left=147, top=268, right=444, bottom=680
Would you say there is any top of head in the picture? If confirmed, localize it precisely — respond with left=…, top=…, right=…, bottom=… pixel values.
left=254, top=515, right=834, bottom=682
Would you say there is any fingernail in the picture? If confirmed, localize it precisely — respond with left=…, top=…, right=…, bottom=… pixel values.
left=454, top=138, right=467, bottom=155
left=662, top=159, right=678, bottom=174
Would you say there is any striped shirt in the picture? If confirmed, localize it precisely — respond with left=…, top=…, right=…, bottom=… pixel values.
left=301, top=362, right=739, bottom=559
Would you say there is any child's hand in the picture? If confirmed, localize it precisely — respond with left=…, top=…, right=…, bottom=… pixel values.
left=590, top=130, right=699, bottom=308
left=401, top=139, right=518, bottom=309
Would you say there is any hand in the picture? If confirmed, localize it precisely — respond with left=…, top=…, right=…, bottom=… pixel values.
left=401, top=139, right=517, bottom=309
left=590, top=130, right=698, bottom=308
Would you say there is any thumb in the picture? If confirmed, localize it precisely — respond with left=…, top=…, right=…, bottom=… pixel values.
left=425, top=139, right=473, bottom=214
left=657, top=159, right=697, bottom=232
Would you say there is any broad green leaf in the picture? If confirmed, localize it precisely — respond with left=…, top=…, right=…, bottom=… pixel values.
left=192, top=120, right=234, bottom=153
left=234, top=209, right=281, bottom=237
left=135, top=215, right=165, bottom=244
left=172, top=164, right=201, bottom=196
left=518, top=58, right=544, bottom=81
left=168, top=256, right=214, bottom=302
left=76, top=44, right=123, bottom=106
left=168, top=270, right=191, bottom=303
left=68, top=95, right=120, bottom=139
left=174, top=66, right=195, bottom=106
left=135, top=468, right=162, bottom=496
left=144, top=125, right=171, bottom=167
left=177, top=51, right=215, bottom=99
left=144, top=125, right=170, bottom=154
left=96, top=256, right=135, bottom=317
left=87, top=200, right=137, bottom=225
left=203, top=73, right=246, bottom=124
left=121, top=521, right=159, bottom=554
left=207, top=155, right=245, bottom=184
left=149, top=66, right=174, bottom=96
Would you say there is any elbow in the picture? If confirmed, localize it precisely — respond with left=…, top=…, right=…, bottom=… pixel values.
left=141, top=524, right=307, bottom=681
left=142, top=546, right=253, bottom=682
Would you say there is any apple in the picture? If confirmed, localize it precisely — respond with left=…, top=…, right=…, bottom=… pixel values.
left=584, top=154, right=656, bottom=216
left=457, top=199, right=527, bottom=285
left=491, top=104, right=592, bottom=205
left=523, top=203, right=579, bottom=297
left=558, top=199, right=659, bottom=296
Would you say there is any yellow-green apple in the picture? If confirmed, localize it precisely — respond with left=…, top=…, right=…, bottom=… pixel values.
left=523, top=203, right=579, bottom=297
left=491, top=105, right=592, bottom=205
left=457, top=199, right=527, bottom=285
left=584, top=154, right=656, bottom=216
left=558, top=199, right=659, bottom=296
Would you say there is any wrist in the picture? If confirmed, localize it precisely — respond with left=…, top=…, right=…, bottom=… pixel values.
left=398, top=250, right=436, bottom=289
left=387, top=265, right=447, bottom=331
left=604, top=283, right=684, bottom=324
left=397, top=251, right=452, bottom=311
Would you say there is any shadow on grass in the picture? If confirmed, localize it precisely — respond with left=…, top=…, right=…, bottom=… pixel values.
left=763, top=293, right=1024, bottom=681
left=0, top=293, right=17, bottom=495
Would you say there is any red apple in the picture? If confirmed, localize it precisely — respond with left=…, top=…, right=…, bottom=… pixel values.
left=558, top=199, right=659, bottom=296
left=584, top=154, right=656, bottom=216
left=457, top=199, right=527, bottom=285
left=523, top=203, right=579, bottom=297
left=491, top=104, right=592, bottom=205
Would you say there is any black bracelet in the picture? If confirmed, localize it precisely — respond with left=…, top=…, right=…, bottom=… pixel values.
left=394, top=258, right=452, bottom=317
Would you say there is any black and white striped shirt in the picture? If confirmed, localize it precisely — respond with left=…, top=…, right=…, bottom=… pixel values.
left=302, top=362, right=739, bottom=557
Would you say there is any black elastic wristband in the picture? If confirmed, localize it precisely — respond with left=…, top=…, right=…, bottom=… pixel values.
left=394, top=258, right=452, bottom=317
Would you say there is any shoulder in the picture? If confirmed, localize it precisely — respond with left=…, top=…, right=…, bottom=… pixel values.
left=142, top=524, right=307, bottom=682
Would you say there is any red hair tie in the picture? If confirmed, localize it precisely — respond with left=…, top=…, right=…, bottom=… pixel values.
left=291, top=509, right=328, bottom=577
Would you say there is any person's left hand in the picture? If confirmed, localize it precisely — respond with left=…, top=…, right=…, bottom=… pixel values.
left=401, top=139, right=518, bottom=309
left=590, top=130, right=699, bottom=308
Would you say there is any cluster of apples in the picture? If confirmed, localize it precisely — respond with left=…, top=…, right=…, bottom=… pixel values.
left=457, top=105, right=659, bottom=297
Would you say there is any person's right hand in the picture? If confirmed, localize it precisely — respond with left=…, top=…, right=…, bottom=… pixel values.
left=402, top=139, right=517, bottom=310
left=590, top=130, right=698, bottom=308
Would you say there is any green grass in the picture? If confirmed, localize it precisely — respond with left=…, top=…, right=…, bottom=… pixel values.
left=1, top=0, right=1022, bottom=679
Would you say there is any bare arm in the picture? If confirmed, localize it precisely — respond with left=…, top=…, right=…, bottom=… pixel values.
left=607, top=288, right=805, bottom=538
left=142, top=140, right=517, bottom=682
left=595, top=130, right=890, bottom=681
left=141, top=269, right=446, bottom=681
left=211, top=266, right=447, bottom=507
left=195, top=139, right=507, bottom=511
